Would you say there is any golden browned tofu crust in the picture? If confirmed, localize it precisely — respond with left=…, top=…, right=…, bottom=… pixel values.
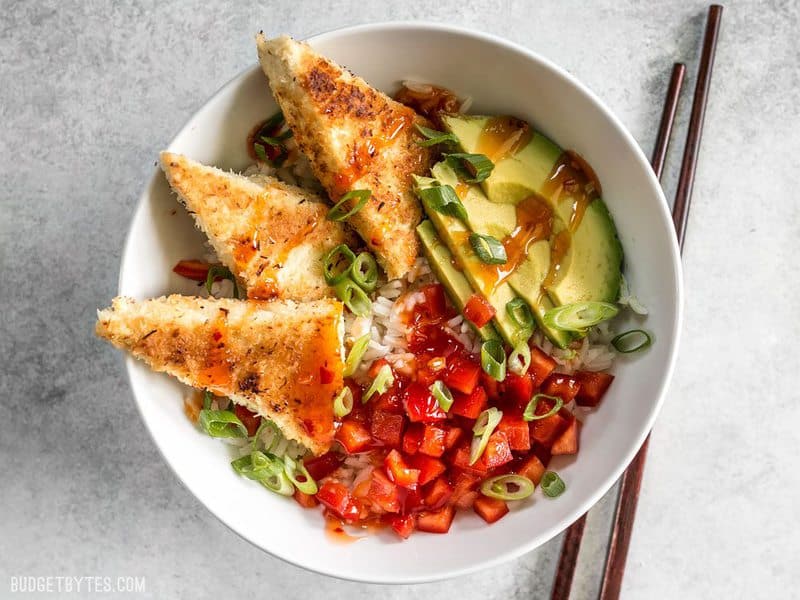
left=256, top=34, right=433, bottom=280
left=96, top=295, right=343, bottom=454
left=160, top=152, right=356, bottom=301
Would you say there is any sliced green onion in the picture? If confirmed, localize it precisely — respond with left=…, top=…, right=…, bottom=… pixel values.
left=470, top=233, right=507, bottom=265
left=611, top=329, right=653, bottom=353
left=351, top=252, right=378, bottom=293
left=470, top=407, right=503, bottom=465
left=205, top=264, right=241, bottom=299
left=231, top=450, right=283, bottom=481
left=480, top=339, right=507, bottom=382
left=333, top=386, right=354, bottom=418
left=541, top=471, right=566, bottom=498
left=430, top=380, right=454, bottom=412
left=543, top=302, right=619, bottom=332
left=418, top=183, right=468, bottom=222
left=414, top=124, right=458, bottom=147
left=251, top=418, right=282, bottom=453
left=258, top=111, right=285, bottom=133
left=198, top=409, right=248, bottom=438
left=508, top=342, right=531, bottom=376
left=202, top=389, right=213, bottom=410
left=522, top=393, right=564, bottom=422
left=259, top=129, right=293, bottom=145
left=260, top=466, right=294, bottom=496
left=445, top=153, right=495, bottom=183
left=363, top=364, right=394, bottom=403
left=506, top=298, right=534, bottom=329
left=322, top=244, right=356, bottom=285
left=283, top=455, right=318, bottom=495
left=327, top=189, right=371, bottom=222
left=480, top=474, right=535, bottom=501
left=253, top=143, right=269, bottom=162
left=343, top=333, right=371, bottom=377
left=334, top=278, right=372, bottom=317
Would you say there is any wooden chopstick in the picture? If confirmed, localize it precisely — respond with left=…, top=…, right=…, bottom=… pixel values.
left=597, top=6, right=723, bottom=600
left=549, top=61, right=686, bottom=600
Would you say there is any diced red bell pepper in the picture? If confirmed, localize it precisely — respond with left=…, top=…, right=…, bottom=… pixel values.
left=233, top=404, right=261, bottom=437
left=451, top=385, right=488, bottom=419
left=367, top=358, right=391, bottom=379
left=444, top=355, right=481, bottom=395
left=449, top=440, right=487, bottom=475
left=367, top=468, right=402, bottom=513
left=450, top=470, right=481, bottom=508
left=172, top=259, right=211, bottom=282
left=463, top=294, right=496, bottom=328
left=335, top=420, right=373, bottom=454
left=370, top=410, right=405, bottom=448
left=503, top=372, right=533, bottom=406
left=402, top=422, right=424, bottom=454
left=481, top=430, right=514, bottom=469
left=473, top=495, right=509, bottom=524
left=498, top=414, right=531, bottom=452
left=407, top=453, right=446, bottom=486
left=442, top=424, right=464, bottom=450
left=416, top=505, right=455, bottom=534
left=389, top=513, right=416, bottom=539
left=424, top=477, right=454, bottom=510
left=551, top=418, right=580, bottom=455
left=529, top=346, right=557, bottom=387
left=403, top=487, right=426, bottom=514
left=529, top=402, right=574, bottom=448
left=403, top=382, right=447, bottom=423
left=293, top=489, right=319, bottom=508
left=304, top=451, right=344, bottom=481
left=481, top=371, right=502, bottom=401
left=542, top=374, right=581, bottom=403
left=419, top=283, right=448, bottom=319
left=574, top=370, right=615, bottom=407
left=316, top=481, right=360, bottom=522
left=419, top=424, right=447, bottom=457
left=384, top=449, right=420, bottom=488
left=515, top=453, right=547, bottom=485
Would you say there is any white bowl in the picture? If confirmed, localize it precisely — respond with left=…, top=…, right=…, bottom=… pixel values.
left=119, top=22, right=682, bottom=583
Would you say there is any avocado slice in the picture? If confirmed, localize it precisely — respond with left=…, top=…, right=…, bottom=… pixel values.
left=414, top=169, right=529, bottom=347
left=416, top=220, right=499, bottom=342
left=442, top=114, right=623, bottom=307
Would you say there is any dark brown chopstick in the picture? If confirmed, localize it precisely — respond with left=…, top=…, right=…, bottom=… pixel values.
left=549, top=62, right=686, bottom=600
left=597, top=6, right=723, bottom=600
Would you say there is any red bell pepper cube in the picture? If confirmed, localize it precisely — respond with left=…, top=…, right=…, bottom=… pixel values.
left=402, top=422, right=425, bottom=455
left=574, top=370, right=615, bottom=407
left=481, top=371, right=502, bottom=401
left=172, top=259, right=211, bottom=282
left=389, top=513, right=416, bottom=539
left=418, top=283, right=447, bottom=319
left=473, top=496, right=509, bottom=524
left=551, top=418, right=580, bottom=455
left=463, top=294, right=496, bottom=328
left=407, top=453, right=446, bottom=486
left=528, top=398, right=573, bottom=448
left=449, top=440, right=488, bottom=476
left=423, top=477, right=454, bottom=510
left=233, top=404, right=261, bottom=437
left=370, top=410, right=405, bottom=448
left=304, top=451, right=344, bottom=481
left=450, top=469, right=481, bottom=508
left=419, top=424, right=447, bottom=457
left=403, top=382, right=447, bottom=423
left=515, top=453, right=547, bottom=485
left=367, top=468, right=402, bottom=513
left=451, top=385, right=488, bottom=419
left=316, top=481, right=361, bottom=522
left=293, top=489, right=319, bottom=508
left=444, top=355, right=481, bottom=395
left=503, top=373, right=533, bottom=407
left=498, top=414, right=531, bottom=452
left=384, top=449, right=420, bottom=488
left=480, top=430, right=514, bottom=469
left=416, top=505, right=455, bottom=534
left=335, top=419, right=373, bottom=454
left=542, top=373, right=581, bottom=403
left=529, top=346, right=557, bottom=387
left=442, top=424, right=464, bottom=450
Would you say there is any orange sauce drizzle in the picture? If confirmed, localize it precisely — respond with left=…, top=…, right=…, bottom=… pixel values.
left=198, top=315, right=233, bottom=389
left=476, top=116, right=533, bottom=162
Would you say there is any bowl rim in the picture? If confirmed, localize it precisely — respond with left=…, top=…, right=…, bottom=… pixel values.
left=118, top=20, right=683, bottom=584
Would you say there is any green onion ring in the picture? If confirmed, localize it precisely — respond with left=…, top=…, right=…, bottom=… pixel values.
left=198, top=409, right=248, bottom=438
left=333, top=278, right=372, bottom=317
left=202, top=389, right=213, bottom=410
left=523, top=393, right=564, bottom=422
left=351, top=252, right=378, bottom=293
left=430, top=380, right=454, bottom=412
left=283, top=455, right=318, bottom=495
left=417, top=183, right=469, bottom=222
left=541, top=471, right=566, bottom=498
left=611, top=329, right=653, bottom=353
left=506, top=298, right=534, bottom=329
left=231, top=450, right=283, bottom=481
left=543, top=302, right=619, bottom=332
left=414, top=124, right=458, bottom=147
left=327, top=189, right=371, bottom=222
left=260, top=466, right=295, bottom=496
left=205, top=264, right=241, bottom=299
left=363, top=364, right=394, bottom=403
left=333, top=386, right=354, bottom=419
left=343, top=333, right=371, bottom=377
left=480, top=474, right=535, bottom=501
left=508, top=342, right=532, bottom=376
left=480, top=339, right=507, bottom=382
left=470, top=233, right=507, bottom=265
left=470, top=407, right=503, bottom=465
left=322, top=244, right=356, bottom=286
left=444, top=153, right=495, bottom=183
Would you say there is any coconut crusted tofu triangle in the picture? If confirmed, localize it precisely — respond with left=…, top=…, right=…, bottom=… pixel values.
left=256, top=34, right=433, bottom=280
left=160, top=152, right=356, bottom=302
left=96, top=295, right=343, bottom=454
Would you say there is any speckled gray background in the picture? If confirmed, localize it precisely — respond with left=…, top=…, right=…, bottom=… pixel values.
left=1, top=1, right=798, bottom=598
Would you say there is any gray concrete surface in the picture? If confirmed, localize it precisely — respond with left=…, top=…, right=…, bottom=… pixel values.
left=1, top=1, right=798, bottom=598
